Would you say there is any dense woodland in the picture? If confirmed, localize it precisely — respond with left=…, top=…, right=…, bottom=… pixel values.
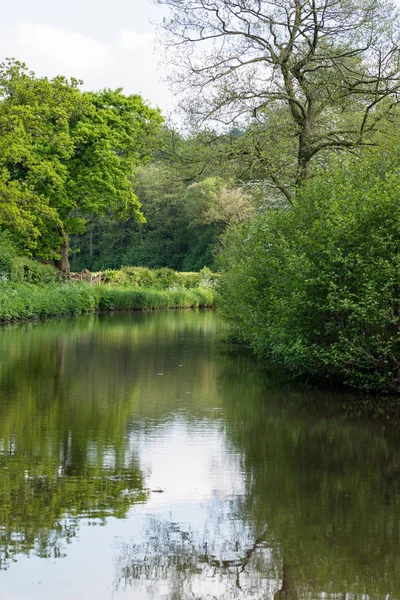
left=1, top=0, right=400, bottom=393
left=71, top=131, right=255, bottom=272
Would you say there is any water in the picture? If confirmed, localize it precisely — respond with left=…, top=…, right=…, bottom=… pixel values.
left=0, top=310, right=399, bottom=600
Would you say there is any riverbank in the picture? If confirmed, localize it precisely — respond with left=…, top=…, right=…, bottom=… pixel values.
left=0, top=282, right=215, bottom=323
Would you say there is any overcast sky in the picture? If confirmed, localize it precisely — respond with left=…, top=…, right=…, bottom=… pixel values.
left=1, top=0, right=399, bottom=119
left=0, top=0, right=174, bottom=114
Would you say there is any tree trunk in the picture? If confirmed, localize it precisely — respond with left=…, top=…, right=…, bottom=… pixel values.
left=274, top=562, right=298, bottom=600
left=89, top=225, right=93, bottom=258
left=56, top=234, right=70, bottom=274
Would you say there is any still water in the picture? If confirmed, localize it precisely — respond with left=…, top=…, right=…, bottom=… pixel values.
left=0, top=310, right=399, bottom=600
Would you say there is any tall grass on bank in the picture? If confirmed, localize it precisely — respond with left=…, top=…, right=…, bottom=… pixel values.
left=0, top=283, right=97, bottom=322
left=0, top=235, right=216, bottom=322
left=98, top=287, right=214, bottom=311
left=0, top=282, right=215, bottom=323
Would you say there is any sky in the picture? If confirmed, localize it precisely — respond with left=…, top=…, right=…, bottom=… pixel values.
left=0, top=0, right=174, bottom=114
left=1, top=0, right=400, bottom=119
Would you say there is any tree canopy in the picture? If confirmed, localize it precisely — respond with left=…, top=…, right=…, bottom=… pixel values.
left=0, top=60, right=163, bottom=271
left=158, top=0, right=400, bottom=195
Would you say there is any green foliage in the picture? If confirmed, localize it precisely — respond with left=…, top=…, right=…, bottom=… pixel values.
left=0, top=231, right=60, bottom=284
left=120, top=266, right=156, bottom=287
left=218, top=152, right=400, bottom=393
left=183, top=177, right=253, bottom=226
left=153, top=267, right=180, bottom=288
left=11, top=257, right=59, bottom=284
left=0, top=264, right=216, bottom=322
left=0, top=231, right=17, bottom=279
left=178, top=272, right=202, bottom=288
left=0, top=283, right=97, bottom=322
left=98, top=286, right=214, bottom=311
left=72, top=163, right=189, bottom=271
left=0, top=60, right=163, bottom=270
left=101, top=266, right=218, bottom=289
left=71, top=152, right=254, bottom=273
left=102, top=266, right=156, bottom=287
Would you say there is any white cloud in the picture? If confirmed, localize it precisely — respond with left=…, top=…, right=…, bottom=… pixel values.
left=118, top=29, right=153, bottom=51
left=18, top=23, right=110, bottom=72
left=0, top=22, right=174, bottom=113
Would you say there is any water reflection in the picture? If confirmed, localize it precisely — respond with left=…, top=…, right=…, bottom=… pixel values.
left=0, top=311, right=399, bottom=599
left=219, top=355, right=400, bottom=599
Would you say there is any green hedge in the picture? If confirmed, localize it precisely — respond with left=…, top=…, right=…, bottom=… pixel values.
left=11, top=257, right=59, bottom=284
left=0, top=232, right=60, bottom=284
left=98, top=287, right=214, bottom=311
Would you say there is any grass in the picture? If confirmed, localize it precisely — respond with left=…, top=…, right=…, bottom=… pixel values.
left=98, top=286, right=214, bottom=311
left=0, top=282, right=215, bottom=323
left=0, top=282, right=97, bottom=322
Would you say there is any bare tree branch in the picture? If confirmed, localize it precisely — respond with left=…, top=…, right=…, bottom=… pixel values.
left=156, top=0, right=400, bottom=193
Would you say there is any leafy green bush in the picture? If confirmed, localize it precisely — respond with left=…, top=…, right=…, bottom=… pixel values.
left=11, top=257, right=59, bottom=284
left=120, top=266, right=156, bottom=287
left=102, top=266, right=158, bottom=287
left=179, top=272, right=202, bottom=288
left=101, top=269, right=129, bottom=286
left=0, top=232, right=59, bottom=284
left=153, top=267, right=181, bottom=289
left=0, top=232, right=16, bottom=279
left=218, top=153, right=400, bottom=393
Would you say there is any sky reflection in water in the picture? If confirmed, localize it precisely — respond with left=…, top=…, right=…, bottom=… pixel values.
left=0, top=310, right=399, bottom=600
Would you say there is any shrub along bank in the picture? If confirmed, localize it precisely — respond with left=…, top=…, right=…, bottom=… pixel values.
left=218, top=153, right=400, bottom=394
left=100, top=265, right=218, bottom=289
left=98, top=286, right=214, bottom=311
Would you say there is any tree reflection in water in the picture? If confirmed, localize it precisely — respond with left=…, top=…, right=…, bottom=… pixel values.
left=0, top=315, right=151, bottom=569
left=0, top=312, right=399, bottom=600
left=114, top=513, right=280, bottom=599
left=113, top=347, right=400, bottom=600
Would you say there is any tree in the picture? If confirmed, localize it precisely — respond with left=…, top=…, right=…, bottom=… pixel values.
left=120, top=163, right=190, bottom=269
left=71, top=163, right=190, bottom=271
left=181, top=176, right=255, bottom=268
left=0, top=62, right=66, bottom=253
left=184, top=176, right=254, bottom=226
left=0, top=60, right=163, bottom=272
left=157, top=0, right=400, bottom=197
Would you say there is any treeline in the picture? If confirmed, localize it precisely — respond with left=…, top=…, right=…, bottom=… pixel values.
left=0, top=58, right=252, bottom=273
left=71, top=131, right=254, bottom=272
